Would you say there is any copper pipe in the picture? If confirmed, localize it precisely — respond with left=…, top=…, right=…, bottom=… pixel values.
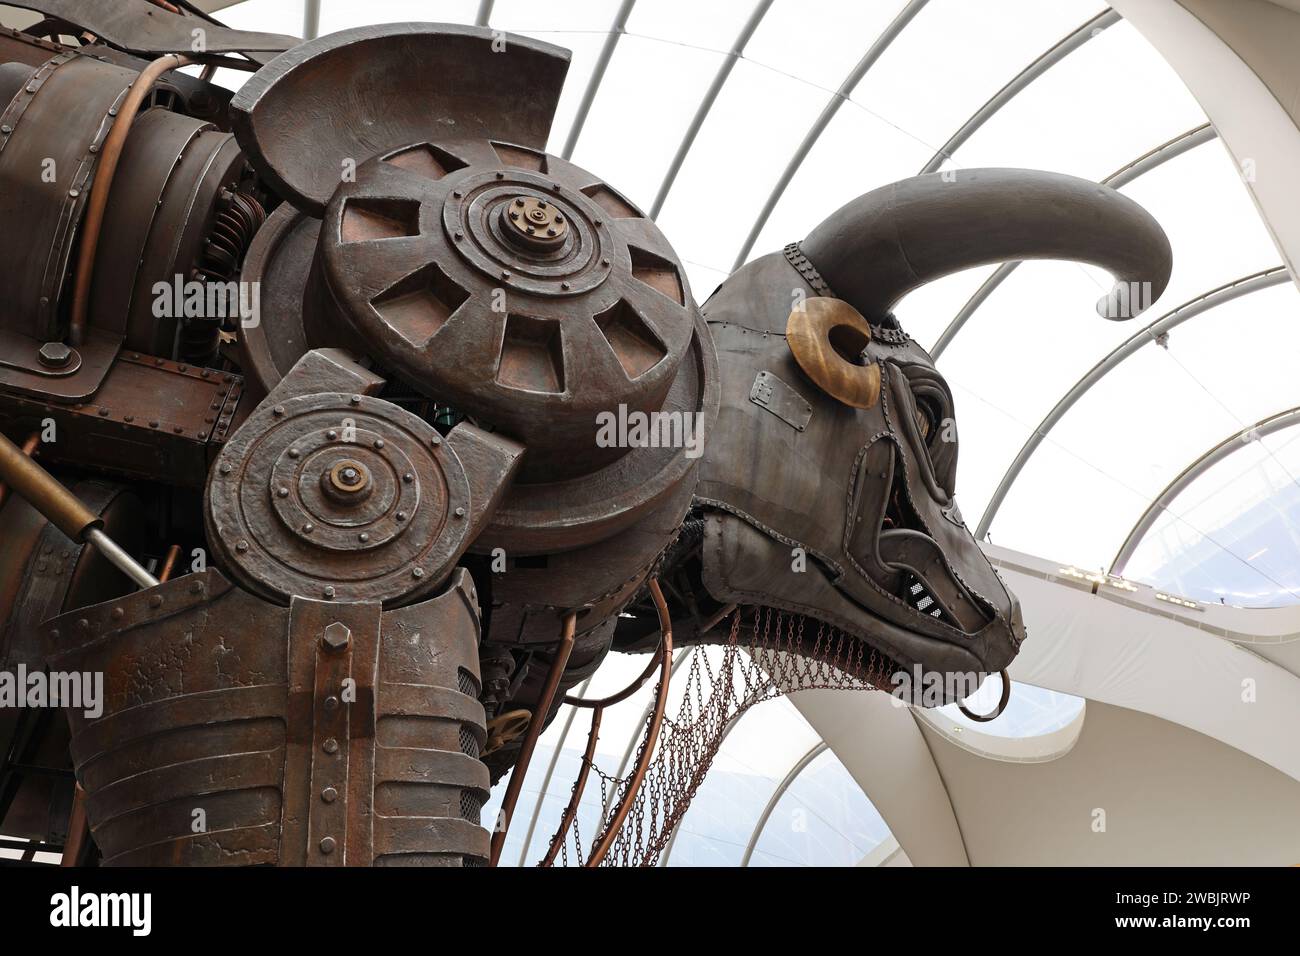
left=0, top=431, right=158, bottom=588
left=563, top=643, right=662, bottom=709
left=60, top=784, right=90, bottom=867
left=0, top=432, right=39, bottom=512
left=488, top=611, right=576, bottom=866
left=0, top=430, right=99, bottom=539
left=157, top=544, right=182, bottom=583
left=539, top=707, right=601, bottom=867
left=68, top=53, right=192, bottom=346
left=586, top=578, right=673, bottom=867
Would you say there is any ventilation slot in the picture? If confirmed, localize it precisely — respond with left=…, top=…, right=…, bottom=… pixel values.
left=383, top=142, right=469, bottom=181
left=491, top=141, right=548, bottom=172
left=497, top=314, right=565, bottom=393
left=629, top=246, right=685, bottom=305
left=595, top=300, right=666, bottom=380
left=370, top=262, right=469, bottom=347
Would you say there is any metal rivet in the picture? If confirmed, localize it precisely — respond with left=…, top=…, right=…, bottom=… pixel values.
left=327, top=429, right=338, bottom=440
left=324, top=695, right=339, bottom=712
left=236, top=539, right=249, bottom=552
left=288, top=448, right=300, bottom=458
left=358, top=532, right=369, bottom=542
left=454, top=507, right=466, bottom=519
left=373, top=438, right=384, bottom=449
left=396, top=511, right=407, bottom=522
left=350, top=394, right=361, bottom=405
left=412, top=567, right=424, bottom=579
left=110, top=607, right=124, bottom=620
left=403, top=472, right=414, bottom=483
left=148, top=595, right=163, bottom=608
left=303, top=523, right=314, bottom=534
left=319, top=836, right=336, bottom=854
left=323, top=585, right=336, bottom=599
left=273, top=405, right=285, bottom=416
left=321, top=787, right=338, bottom=803
left=277, top=487, right=289, bottom=498
left=323, top=738, right=339, bottom=754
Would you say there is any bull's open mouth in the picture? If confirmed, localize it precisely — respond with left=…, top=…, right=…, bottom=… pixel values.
left=877, top=453, right=990, bottom=634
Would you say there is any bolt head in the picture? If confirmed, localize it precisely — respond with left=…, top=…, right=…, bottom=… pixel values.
left=37, top=341, right=72, bottom=368
left=323, top=621, right=351, bottom=650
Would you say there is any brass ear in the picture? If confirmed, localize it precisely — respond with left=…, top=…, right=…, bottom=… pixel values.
left=785, top=297, right=882, bottom=409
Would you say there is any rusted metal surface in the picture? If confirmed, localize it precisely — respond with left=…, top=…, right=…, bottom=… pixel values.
left=41, top=567, right=488, bottom=866
left=70, top=53, right=194, bottom=346
left=0, top=352, right=243, bottom=486
left=229, top=23, right=569, bottom=215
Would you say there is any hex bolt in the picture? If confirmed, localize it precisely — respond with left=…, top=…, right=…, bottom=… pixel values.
left=322, top=621, right=351, bottom=651
left=37, top=342, right=73, bottom=368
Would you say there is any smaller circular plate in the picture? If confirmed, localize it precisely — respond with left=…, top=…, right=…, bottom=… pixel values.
left=206, top=393, right=472, bottom=606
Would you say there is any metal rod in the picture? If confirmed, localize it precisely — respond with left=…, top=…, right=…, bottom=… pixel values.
left=585, top=578, right=673, bottom=867
left=975, top=266, right=1291, bottom=540
left=69, top=53, right=193, bottom=346
left=649, top=0, right=774, bottom=218
left=561, top=0, right=635, bottom=160
left=86, top=529, right=159, bottom=590
left=739, top=741, right=827, bottom=867
left=489, top=611, right=576, bottom=866
left=303, top=0, right=320, bottom=41
left=540, top=707, right=601, bottom=866
left=731, top=0, right=929, bottom=271
left=918, top=8, right=1119, bottom=175
left=1111, top=405, right=1300, bottom=576
left=515, top=675, right=590, bottom=867
left=563, top=638, right=664, bottom=708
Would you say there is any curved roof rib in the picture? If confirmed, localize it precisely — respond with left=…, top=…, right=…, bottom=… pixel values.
left=975, top=266, right=1292, bottom=540
left=729, top=0, right=931, bottom=272
left=1110, top=406, right=1300, bottom=575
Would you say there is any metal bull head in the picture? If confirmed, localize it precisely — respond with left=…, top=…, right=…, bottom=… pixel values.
left=676, top=168, right=1172, bottom=708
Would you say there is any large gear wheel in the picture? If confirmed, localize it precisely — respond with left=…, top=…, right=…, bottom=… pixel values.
left=314, top=137, right=697, bottom=478
left=206, top=392, right=472, bottom=606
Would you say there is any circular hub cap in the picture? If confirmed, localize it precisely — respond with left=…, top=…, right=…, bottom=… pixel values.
left=206, top=393, right=471, bottom=606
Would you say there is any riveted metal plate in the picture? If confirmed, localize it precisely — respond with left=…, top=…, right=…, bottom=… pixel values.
left=749, top=370, right=812, bottom=432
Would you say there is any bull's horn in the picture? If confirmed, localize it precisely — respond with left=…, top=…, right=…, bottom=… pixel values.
left=800, top=168, right=1172, bottom=322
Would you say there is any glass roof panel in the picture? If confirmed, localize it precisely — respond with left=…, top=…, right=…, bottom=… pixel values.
left=949, top=19, right=1207, bottom=182
left=567, top=35, right=730, bottom=213
left=853, top=0, right=1106, bottom=163
left=1125, top=424, right=1300, bottom=607
left=489, top=0, right=626, bottom=156
left=935, top=681, right=1085, bottom=738
left=748, top=748, right=891, bottom=867
left=665, top=691, right=821, bottom=866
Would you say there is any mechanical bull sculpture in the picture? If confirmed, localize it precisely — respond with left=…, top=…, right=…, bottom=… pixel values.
left=0, top=8, right=1171, bottom=866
